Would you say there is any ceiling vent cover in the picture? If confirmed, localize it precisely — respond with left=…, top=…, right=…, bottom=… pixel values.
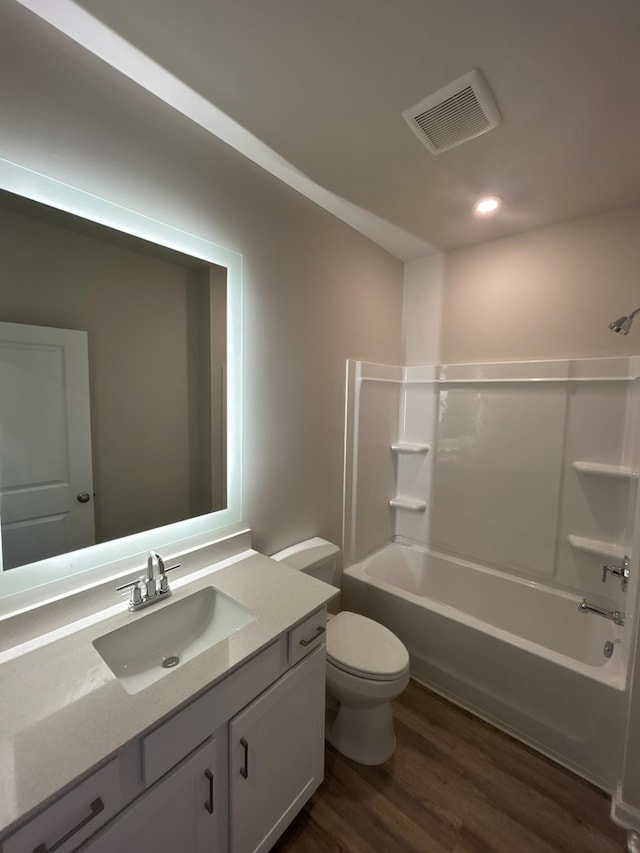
left=402, top=69, right=501, bottom=155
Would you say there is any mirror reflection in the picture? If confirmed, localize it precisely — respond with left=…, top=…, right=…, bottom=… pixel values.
left=0, top=190, right=227, bottom=571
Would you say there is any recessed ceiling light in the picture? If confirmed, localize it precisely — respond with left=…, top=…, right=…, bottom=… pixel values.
left=473, top=195, right=502, bottom=216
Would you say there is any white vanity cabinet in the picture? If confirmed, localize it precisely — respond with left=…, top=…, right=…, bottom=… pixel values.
left=78, top=738, right=217, bottom=853
left=229, top=644, right=325, bottom=853
left=1, top=605, right=328, bottom=853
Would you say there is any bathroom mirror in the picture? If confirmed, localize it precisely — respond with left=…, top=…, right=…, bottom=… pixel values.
left=0, top=158, right=242, bottom=615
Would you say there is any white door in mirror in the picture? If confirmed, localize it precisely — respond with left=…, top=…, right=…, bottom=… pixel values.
left=0, top=320, right=95, bottom=568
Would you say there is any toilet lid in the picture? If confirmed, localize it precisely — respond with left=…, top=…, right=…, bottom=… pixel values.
left=326, top=611, right=409, bottom=679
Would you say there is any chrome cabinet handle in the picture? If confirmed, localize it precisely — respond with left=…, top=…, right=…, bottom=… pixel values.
left=204, top=769, right=214, bottom=814
left=33, top=797, right=104, bottom=853
left=240, top=738, right=249, bottom=779
left=300, top=625, right=326, bottom=647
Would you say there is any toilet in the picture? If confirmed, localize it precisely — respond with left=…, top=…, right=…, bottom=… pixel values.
left=271, top=537, right=410, bottom=765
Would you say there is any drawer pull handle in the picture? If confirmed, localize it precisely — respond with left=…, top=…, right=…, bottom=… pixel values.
left=204, top=769, right=214, bottom=814
left=300, top=625, right=326, bottom=647
left=240, top=738, right=249, bottom=779
left=33, top=797, right=104, bottom=853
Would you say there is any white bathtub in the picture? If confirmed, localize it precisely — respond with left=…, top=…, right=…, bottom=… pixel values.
left=341, top=542, right=627, bottom=791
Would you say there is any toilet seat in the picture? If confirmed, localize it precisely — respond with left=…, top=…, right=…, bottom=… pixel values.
left=326, top=611, right=409, bottom=681
left=327, top=656, right=409, bottom=683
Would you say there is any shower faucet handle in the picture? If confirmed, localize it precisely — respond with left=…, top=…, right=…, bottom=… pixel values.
left=602, top=556, right=630, bottom=592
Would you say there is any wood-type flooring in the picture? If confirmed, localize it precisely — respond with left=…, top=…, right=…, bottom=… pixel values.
left=271, top=680, right=628, bottom=853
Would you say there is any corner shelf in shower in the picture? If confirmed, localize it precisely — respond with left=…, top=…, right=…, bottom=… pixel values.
left=572, top=461, right=638, bottom=480
left=567, top=534, right=627, bottom=561
left=389, top=496, right=427, bottom=511
left=391, top=442, right=430, bottom=454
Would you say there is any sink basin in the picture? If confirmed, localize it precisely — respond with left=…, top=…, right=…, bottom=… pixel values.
left=93, top=586, right=257, bottom=694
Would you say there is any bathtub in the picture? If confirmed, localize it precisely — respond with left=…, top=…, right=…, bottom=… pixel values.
left=341, top=542, right=627, bottom=791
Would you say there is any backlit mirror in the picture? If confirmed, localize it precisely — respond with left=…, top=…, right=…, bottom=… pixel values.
left=0, top=158, right=242, bottom=615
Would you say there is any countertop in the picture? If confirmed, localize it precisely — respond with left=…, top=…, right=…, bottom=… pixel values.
left=0, top=550, right=336, bottom=836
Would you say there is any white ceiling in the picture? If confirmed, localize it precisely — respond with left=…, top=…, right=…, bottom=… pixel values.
left=18, top=0, right=640, bottom=259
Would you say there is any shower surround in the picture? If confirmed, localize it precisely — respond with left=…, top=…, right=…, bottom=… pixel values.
left=342, top=356, right=640, bottom=789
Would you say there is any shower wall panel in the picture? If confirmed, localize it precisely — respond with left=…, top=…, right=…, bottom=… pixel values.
left=394, top=366, right=438, bottom=545
left=430, top=383, right=567, bottom=577
left=344, top=357, right=640, bottom=603
left=556, top=382, right=637, bottom=603
left=343, top=361, right=401, bottom=563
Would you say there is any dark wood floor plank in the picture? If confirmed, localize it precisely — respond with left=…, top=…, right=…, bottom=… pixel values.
left=323, top=751, right=455, bottom=853
left=354, top=748, right=464, bottom=848
left=288, top=796, right=378, bottom=853
left=398, top=716, right=609, bottom=853
left=388, top=722, right=559, bottom=853
left=271, top=680, right=627, bottom=853
left=396, top=686, right=622, bottom=846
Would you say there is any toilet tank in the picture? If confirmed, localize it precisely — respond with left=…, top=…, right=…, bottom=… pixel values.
left=270, top=537, right=341, bottom=586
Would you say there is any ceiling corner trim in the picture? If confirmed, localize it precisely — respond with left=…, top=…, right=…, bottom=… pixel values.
left=14, top=0, right=433, bottom=261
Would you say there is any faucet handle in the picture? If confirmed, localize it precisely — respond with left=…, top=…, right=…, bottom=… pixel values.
left=158, top=562, right=181, bottom=593
left=602, top=556, right=631, bottom=591
left=116, top=577, right=142, bottom=593
left=116, top=578, right=143, bottom=608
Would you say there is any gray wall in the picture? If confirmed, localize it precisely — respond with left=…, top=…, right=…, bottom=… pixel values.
left=440, top=204, right=640, bottom=363
left=0, top=4, right=404, bottom=555
left=403, top=203, right=640, bottom=365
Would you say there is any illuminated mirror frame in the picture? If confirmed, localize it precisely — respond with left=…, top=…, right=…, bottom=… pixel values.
left=0, top=157, right=242, bottom=617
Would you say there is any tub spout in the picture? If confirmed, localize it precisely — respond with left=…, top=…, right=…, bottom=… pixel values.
left=578, top=599, right=625, bottom=626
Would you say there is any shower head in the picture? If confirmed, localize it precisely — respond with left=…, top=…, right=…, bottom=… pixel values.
left=609, top=306, right=640, bottom=335
left=610, top=315, right=634, bottom=335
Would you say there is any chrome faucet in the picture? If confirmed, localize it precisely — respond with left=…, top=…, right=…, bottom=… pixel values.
left=602, top=556, right=630, bottom=592
left=578, top=599, right=625, bottom=626
left=116, top=550, right=181, bottom=611
left=144, top=551, right=159, bottom=599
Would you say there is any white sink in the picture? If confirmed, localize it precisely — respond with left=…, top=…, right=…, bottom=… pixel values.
left=93, top=586, right=257, bottom=695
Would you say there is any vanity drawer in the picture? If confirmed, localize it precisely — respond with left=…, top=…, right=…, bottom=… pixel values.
left=288, top=608, right=326, bottom=666
left=141, top=637, right=286, bottom=786
left=3, top=758, right=121, bottom=853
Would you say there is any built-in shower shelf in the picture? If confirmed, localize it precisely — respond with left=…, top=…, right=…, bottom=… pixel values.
left=572, top=461, right=638, bottom=480
left=391, top=442, right=430, bottom=454
left=390, top=496, right=427, bottom=512
left=567, top=534, right=627, bottom=561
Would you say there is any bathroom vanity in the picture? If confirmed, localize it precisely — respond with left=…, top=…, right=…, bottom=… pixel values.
left=0, top=549, right=335, bottom=853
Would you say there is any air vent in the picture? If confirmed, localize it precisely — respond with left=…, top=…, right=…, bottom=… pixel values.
left=402, top=69, right=501, bottom=155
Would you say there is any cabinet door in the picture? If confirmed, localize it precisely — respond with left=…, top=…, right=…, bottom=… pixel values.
left=229, top=645, right=325, bottom=853
left=79, top=738, right=217, bottom=853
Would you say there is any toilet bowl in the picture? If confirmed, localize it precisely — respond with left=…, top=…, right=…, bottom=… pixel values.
left=270, top=538, right=410, bottom=765
left=325, top=611, right=409, bottom=764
